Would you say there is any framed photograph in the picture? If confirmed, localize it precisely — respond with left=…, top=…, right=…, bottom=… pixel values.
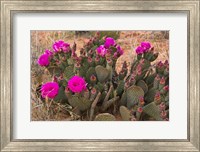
left=1, top=0, right=199, bottom=151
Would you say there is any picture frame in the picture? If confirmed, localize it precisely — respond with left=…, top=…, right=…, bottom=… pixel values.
left=0, top=0, right=199, bottom=151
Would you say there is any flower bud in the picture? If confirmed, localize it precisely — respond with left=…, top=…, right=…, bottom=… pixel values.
left=75, top=63, right=81, bottom=70
left=52, top=76, right=58, bottom=82
left=160, top=77, right=165, bottom=85
left=159, top=77, right=165, bottom=90
left=95, top=56, right=100, bottom=63
left=159, top=102, right=166, bottom=111
left=154, top=92, right=161, bottom=105
left=90, top=74, right=97, bottom=83
left=107, top=58, right=113, bottom=66
left=160, top=110, right=167, bottom=119
left=65, top=87, right=72, bottom=98
left=91, top=87, right=97, bottom=95
left=90, top=88, right=97, bottom=101
left=137, top=107, right=143, bottom=113
left=87, top=57, right=93, bottom=63
left=139, top=96, right=145, bottom=106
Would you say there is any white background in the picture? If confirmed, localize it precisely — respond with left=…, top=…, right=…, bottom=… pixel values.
left=13, top=13, right=187, bottom=139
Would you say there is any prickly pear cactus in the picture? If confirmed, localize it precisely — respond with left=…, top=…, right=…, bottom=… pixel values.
left=36, top=32, right=169, bottom=121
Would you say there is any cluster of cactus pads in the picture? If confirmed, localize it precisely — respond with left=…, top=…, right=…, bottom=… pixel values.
left=37, top=32, right=169, bottom=121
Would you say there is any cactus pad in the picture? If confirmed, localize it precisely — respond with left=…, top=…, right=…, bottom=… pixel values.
left=136, top=80, right=148, bottom=94
left=95, top=65, right=110, bottom=83
left=145, top=88, right=157, bottom=103
left=126, top=85, right=144, bottom=109
left=143, top=102, right=162, bottom=121
left=54, top=86, right=67, bottom=102
left=86, top=67, right=96, bottom=83
left=68, top=96, right=92, bottom=111
left=64, top=66, right=75, bottom=80
left=119, top=91, right=127, bottom=106
left=94, top=113, right=116, bottom=121
left=120, top=106, right=131, bottom=121
left=116, top=80, right=125, bottom=96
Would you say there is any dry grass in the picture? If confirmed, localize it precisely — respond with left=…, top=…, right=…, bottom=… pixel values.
left=31, top=31, right=169, bottom=121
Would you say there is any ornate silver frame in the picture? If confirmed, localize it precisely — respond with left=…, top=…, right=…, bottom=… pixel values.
left=1, top=0, right=199, bottom=151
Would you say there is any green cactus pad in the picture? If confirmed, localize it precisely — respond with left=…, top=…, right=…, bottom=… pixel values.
left=120, top=106, right=131, bottom=121
left=94, top=113, right=116, bottom=121
left=95, top=65, right=110, bottom=83
left=145, top=73, right=156, bottom=85
left=119, top=91, right=127, bottom=106
left=136, top=80, right=148, bottom=94
left=141, top=59, right=151, bottom=70
left=68, top=96, right=92, bottom=111
left=94, top=82, right=104, bottom=92
left=126, top=85, right=144, bottom=109
left=64, top=66, right=75, bottom=80
left=143, top=102, right=162, bottom=121
left=79, top=63, right=89, bottom=78
left=47, top=66, right=61, bottom=76
left=145, top=88, right=157, bottom=103
left=86, top=67, right=96, bottom=83
left=54, top=86, right=67, bottom=102
left=116, top=80, right=125, bottom=96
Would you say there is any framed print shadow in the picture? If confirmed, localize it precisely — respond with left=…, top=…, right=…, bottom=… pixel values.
left=0, top=0, right=199, bottom=151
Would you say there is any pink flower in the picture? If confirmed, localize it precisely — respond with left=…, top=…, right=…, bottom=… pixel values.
left=53, top=40, right=70, bottom=53
left=67, top=76, right=87, bottom=93
left=41, top=82, right=59, bottom=99
left=45, top=49, right=53, bottom=57
left=141, top=42, right=151, bottom=52
left=37, top=53, right=50, bottom=66
left=116, top=45, right=124, bottom=55
left=104, top=37, right=115, bottom=48
left=96, top=45, right=107, bottom=57
left=135, top=42, right=152, bottom=54
left=135, top=46, right=144, bottom=55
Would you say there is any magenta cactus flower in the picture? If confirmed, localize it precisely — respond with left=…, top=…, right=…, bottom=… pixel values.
left=96, top=45, right=107, bottom=57
left=53, top=40, right=70, bottom=53
left=135, top=41, right=152, bottom=54
left=41, top=82, right=59, bottom=99
left=104, top=37, right=115, bottom=48
left=141, top=41, right=151, bottom=52
left=44, top=49, right=53, bottom=57
left=37, top=53, right=50, bottom=67
left=116, top=45, right=124, bottom=55
left=135, top=46, right=144, bottom=55
left=67, top=76, right=87, bottom=93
